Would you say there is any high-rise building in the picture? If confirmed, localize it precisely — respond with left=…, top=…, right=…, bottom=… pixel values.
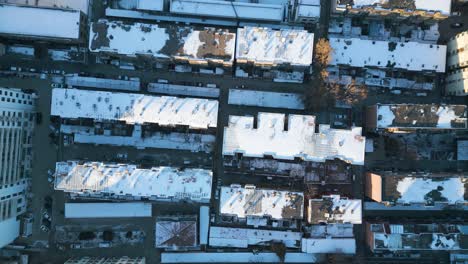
left=0, top=87, right=36, bottom=248
left=446, top=30, right=468, bottom=96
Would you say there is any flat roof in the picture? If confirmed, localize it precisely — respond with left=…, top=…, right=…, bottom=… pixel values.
left=209, top=226, right=302, bottom=248
left=302, top=238, right=356, bottom=254
left=0, top=218, right=20, bottom=248
left=219, top=185, right=304, bottom=220
left=54, top=161, right=212, bottom=202
left=375, top=104, right=467, bottom=129
left=371, top=224, right=467, bottom=251
left=335, top=0, right=451, bottom=15
left=458, top=140, right=468, bottom=161
left=0, top=0, right=89, bottom=13
left=228, top=89, right=304, bottom=110
left=330, top=37, right=446, bottom=73
left=222, top=113, right=365, bottom=165
left=51, top=88, right=218, bottom=129
left=308, top=195, right=362, bottom=224
left=297, top=4, right=321, bottom=18
left=137, top=0, right=164, bottom=11
left=89, top=20, right=235, bottom=64
left=65, top=202, right=152, bottom=218
left=156, top=220, right=197, bottom=249
left=170, top=0, right=284, bottom=21
left=368, top=172, right=467, bottom=205
left=161, top=253, right=318, bottom=263
left=0, top=4, right=81, bottom=40
left=64, top=74, right=140, bottom=92
left=236, top=27, right=314, bottom=67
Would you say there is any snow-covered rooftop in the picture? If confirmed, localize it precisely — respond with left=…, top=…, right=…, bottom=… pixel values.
left=396, top=177, right=466, bottom=204
left=308, top=195, right=362, bottom=224
left=156, top=220, right=197, bottom=249
left=236, top=27, right=314, bottom=67
left=375, top=104, right=467, bottom=129
left=219, top=185, right=304, bottom=220
left=222, top=113, right=365, bottom=165
left=51, top=88, right=218, bottom=129
left=0, top=4, right=82, bottom=40
left=335, top=0, right=451, bottom=15
left=296, top=0, right=321, bottom=18
left=209, top=226, right=302, bottom=248
left=371, top=224, right=467, bottom=251
left=0, top=0, right=89, bottom=14
left=64, top=202, right=152, bottom=218
left=170, top=0, right=284, bottom=21
left=228, top=89, right=304, bottom=110
left=89, top=20, right=235, bottom=65
left=137, top=0, right=164, bottom=11
left=0, top=0, right=90, bottom=14
left=302, top=238, right=356, bottom=254
left=54, top=161, right=212, bottom=202
left=64, top=74, right=140, bottom=92
left=329, top=37, right=446, bottom=73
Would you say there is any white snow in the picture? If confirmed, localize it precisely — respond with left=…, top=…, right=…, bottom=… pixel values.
left=430, top=234, right=459, bottom=250
left=414, top=0, right=451, bottom=15
left=436, top=106, right=458, bottom=128
left=0, top=4, right=81, bottom=40
left=182, top=31, right=201, bottom=58
left=148, top=83, right=220, bottom=98
left=301, top=238, right=356, bottom=254
left=0, top=218, right=20, bottom=248
left=90, top=20, right=169, bottom=57
left=51, top=88, right=218, bottom=129
left=161, top=252, right=318, bottom=263
left=65, top=74, right=140, bottom=91
left=330, top=37, right=446, bottom=73
left=222, top=113, right=366, bottom=165
left=1, top=0, right=90, bottom=14
left=65, top=202, right=152, bottom=218
left=6, top=46, right=34, bottom=56
left=228, top=89, right=304, bottom=110
left=236, top=27, right=314, bottom=67
left=396, top=177, right=465, bottom=204
left=48, top=49, right=71, bottom=61
left=309, top=195, right=362, bottom=224
left=209, top=226, right=302, bottom=248
left=54, top=161, right=213, bottom=202
left=376, top=105, right=396, bottom=128
left=220, top=185, right=304, bottom=220
left=137, top=0, right=164, bottom=11
left=74, top=131, right=215, bottom=153
left=342, top=0, right=451, bottom=15
left=90, top=20, right=235, bottom=64
left=170, top=0, right=284, bottom=21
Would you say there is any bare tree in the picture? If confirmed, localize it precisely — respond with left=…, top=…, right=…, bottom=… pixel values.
left=314, top=38, right=332, bottom=68
left=328, top=80, right=368, bottom=106
left=271, top=242, right=287, bottom=263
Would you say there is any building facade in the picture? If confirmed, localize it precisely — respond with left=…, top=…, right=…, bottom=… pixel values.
left=446, top=30, right=468, bottom=96
left=0, top=87, right=36, bottom=248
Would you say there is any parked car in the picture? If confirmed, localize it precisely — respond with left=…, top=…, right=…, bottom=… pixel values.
left=40, top=225, right=49, bottom=233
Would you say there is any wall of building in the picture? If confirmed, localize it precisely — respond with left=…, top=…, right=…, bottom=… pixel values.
left=0, top=87, right=35, bottom=248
